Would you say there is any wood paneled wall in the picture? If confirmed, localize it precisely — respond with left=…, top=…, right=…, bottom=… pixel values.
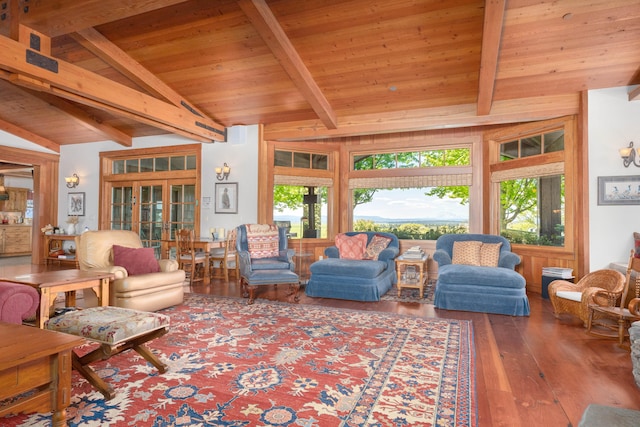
left=267, top=118, right=585, bottom=295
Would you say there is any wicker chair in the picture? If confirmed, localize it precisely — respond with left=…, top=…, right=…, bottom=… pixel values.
left=549, top=268, right=626, bottom=326
left=586, top=250, right=640, bottom=346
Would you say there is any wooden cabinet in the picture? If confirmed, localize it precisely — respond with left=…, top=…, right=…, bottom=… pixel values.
left=0, top=187, right=28, bottom=212
left=0, top=225, right=32, bottom=256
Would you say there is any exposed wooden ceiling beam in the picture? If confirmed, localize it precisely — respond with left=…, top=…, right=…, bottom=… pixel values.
left=629, top=85, right=640, bottom=101
left=14, top=0, right=192, bottom=38
left=24, top=87, right=133, bottom=147
left=477, top=0, right=506, bottom=116
left=72, top=27, right=211, bottom=120
left=238, top=0, right=338, bottom=130
left=264, top=94, right=580, bottom=141
left=0, top=117, right=60, bottom=153
left=0, top=33, right=226, bottom=142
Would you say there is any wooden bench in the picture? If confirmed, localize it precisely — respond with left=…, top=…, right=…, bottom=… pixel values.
left=45, top=306, right=170, bottom=400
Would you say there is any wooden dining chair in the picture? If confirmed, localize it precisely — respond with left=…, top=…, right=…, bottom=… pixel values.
left=176, top=228, right=206, bottom=285
left=209, top=229, right=239, bottom=282
left=587, top=250, right=640, bottom=347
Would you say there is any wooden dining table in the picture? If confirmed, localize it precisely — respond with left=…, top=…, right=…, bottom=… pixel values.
left=161, top=238, right=226, bottom=285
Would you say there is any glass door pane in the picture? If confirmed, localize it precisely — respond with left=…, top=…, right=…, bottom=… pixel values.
left=169, top=183, right=197, bottom=240
left=139, top=183, right=164, bottom=257
left=110, top=186, right=133, bottom=230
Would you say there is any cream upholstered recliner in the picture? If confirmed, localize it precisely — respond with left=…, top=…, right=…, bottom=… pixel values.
left=75, top=230, right=185, bottom=311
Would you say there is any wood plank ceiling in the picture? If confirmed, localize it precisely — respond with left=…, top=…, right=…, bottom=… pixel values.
left=0, top=0, right=638, bottom=152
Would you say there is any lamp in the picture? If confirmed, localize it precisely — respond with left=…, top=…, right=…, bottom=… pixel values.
left=619, top=141, right=640, bottom=168
left=65, top=173, right=80, bottom=188
left=215, top=162, right=230, bottom=180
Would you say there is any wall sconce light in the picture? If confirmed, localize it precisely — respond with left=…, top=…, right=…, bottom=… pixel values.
left=65, top=173, right=80, bottom=188
left=215, top=163, right=230, bottom=181
left=619, top=141, right=640, bottom=168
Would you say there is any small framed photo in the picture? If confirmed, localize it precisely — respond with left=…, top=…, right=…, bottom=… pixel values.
left=597, top=175, right=640, bottom=205
left=215, top=182, right=238, bottom=214
left=67, top=192, right=86, bottom=216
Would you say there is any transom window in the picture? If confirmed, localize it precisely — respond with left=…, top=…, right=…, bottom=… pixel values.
left=274, top=150, right=328, bottom=170
left=353, top=148, right=470, bottom=170
left=112, top=155, right=197, bottom=174
left=500, top=130, right=564, bottom=161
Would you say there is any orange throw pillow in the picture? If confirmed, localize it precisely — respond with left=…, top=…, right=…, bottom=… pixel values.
left=451, top=241, right=482, bottom=266
left=335, top=233, right=368, bottom=260
left=479, top=242, right=502, bottom=267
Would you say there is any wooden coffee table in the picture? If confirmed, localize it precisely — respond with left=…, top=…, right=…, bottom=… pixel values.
left=0, top=322, right=83, bottom=426
left=0, top=269, right=114, bottom=328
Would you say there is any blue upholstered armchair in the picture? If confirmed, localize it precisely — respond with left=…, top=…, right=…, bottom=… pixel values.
left=235, top=224, right=299, bottom=304
left=433, top=233, right=529, bottom=316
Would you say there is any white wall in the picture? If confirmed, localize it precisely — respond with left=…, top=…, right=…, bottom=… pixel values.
left=56, top=125, right=259, bottom=234
left=588, top=86, right=640, bottom=268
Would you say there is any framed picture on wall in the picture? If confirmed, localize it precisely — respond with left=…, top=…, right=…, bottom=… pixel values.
left=597, top=175, right=640, bottom=205
left=215, top=182, right=238, bottom=214
left=67, top=192, right=86, bottom=215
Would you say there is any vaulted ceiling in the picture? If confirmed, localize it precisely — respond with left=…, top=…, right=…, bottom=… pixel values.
left=0, top=0, right=638, bottom=152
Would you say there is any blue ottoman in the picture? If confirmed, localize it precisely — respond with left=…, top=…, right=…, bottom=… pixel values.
left=240, top=269, right=300, bottom=304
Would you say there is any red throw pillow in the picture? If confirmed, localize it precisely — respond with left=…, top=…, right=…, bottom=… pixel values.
left=335, top=233, right=368, bottom=260
left=113, top=245, right=161, bottom=276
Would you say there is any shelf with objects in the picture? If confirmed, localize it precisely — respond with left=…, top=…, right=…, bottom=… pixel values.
left=42, top=232, right=79, bottom=267
left=395, top=247, right=429, bottom=298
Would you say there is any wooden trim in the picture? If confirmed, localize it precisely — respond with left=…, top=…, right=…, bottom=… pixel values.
left=0, top=146, right=59, bottom=264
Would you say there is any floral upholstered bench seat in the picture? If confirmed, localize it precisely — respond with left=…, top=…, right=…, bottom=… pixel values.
left=45, top=306, right=170, bottom=400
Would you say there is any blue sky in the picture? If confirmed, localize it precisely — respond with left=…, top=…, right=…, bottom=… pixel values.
left=275, top=188, right=469, bottom=221
left=353, top=188, right=468, bottom=220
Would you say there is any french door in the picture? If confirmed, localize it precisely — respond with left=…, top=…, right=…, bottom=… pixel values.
left=108, top=179, right=198, bottom=257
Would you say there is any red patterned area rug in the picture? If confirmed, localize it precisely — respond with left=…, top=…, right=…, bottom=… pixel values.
left=380, top=280, right=437, bottom=304
left=4, top=294, right=476, bottom=427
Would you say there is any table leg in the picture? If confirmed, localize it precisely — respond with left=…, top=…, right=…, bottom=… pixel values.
left=203, top=254, right=211, bottom=285
left=99, top=277, right=110, bottom=306
left=38, top=288, right=52, bottom=328
left=64, top=290, right=77, bottom=307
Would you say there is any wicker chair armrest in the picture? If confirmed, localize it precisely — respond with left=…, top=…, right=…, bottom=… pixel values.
left=549, top=279, right=580, bottom=293
left=582, top=286, right=619, bottom=307
left=629, top=298, right=640, bottom=316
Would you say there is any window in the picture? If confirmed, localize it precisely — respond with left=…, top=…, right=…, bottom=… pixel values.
left=491, top=126, right=567, bottom=247
left=274, top=150, right=328, bottom=170
left=353, top=187, right=469, bottom=238
left=273, top=185, right=328, bottom=238
left=499, top=175, right=565, bottom=246
left=353, top=148, right=469, bottom=170
left=350, top=147, right=472, bottom=239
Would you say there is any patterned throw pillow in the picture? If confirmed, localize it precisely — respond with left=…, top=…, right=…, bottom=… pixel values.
left=451, top=241, right=482, bottom=266
left=479, top=242, right=502, bottom=267
left=634, top=232, right=640, bottom=258
left=246, top=224, right=280, bottom=259
left=335, top=233, right=368, bottom=260
left=363, top=234, right=392, bottom=260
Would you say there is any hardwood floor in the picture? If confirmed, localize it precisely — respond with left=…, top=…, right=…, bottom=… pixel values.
left=191, top=278, right=640, bottom=427
left=3, top=254, right=638, bottom=426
